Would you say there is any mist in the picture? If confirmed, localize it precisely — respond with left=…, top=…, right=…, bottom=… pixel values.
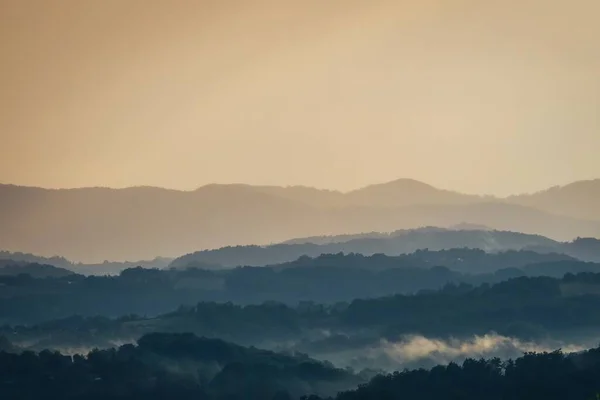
left=294, top=333, right=595, bottom=372
left=2, top=1, right=600, bottom=398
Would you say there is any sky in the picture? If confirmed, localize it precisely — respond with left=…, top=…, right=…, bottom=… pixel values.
left=1, top=0, right=599, bottom=196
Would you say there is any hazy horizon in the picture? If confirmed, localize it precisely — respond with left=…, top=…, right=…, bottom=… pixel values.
left=1, top=0, right=599, bottom=197
left=1, top=176, right=600, bottom=198
left=4, top=3, right=600, bottom=396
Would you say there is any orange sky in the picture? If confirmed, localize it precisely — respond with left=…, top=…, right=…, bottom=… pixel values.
left=1, top=0, right=599, bottom=195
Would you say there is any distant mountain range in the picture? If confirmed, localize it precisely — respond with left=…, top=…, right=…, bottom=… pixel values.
left=2, top=178, right=600, bottom=262
left=0, top=251, right=171, bottom=276
left=3, top=228, right=599, bottom=275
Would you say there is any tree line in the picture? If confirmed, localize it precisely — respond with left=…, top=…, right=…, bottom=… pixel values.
left=2, top=332, right=600, bottom=400
left=1, top=250, right=598, bottom=325
left=5, top=272, right=600, bottom=352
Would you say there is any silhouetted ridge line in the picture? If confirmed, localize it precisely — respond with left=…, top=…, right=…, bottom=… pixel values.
left=2, top=178, right=600, bottom=262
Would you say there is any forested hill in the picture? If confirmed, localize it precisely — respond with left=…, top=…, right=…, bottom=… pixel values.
left=7, top=271, right=600, bottom=353
left=2, top=250, right=597, bottom=324
left=0, top=332, right=364, bottom=400
left=170, top=229, right=600, bottom=269
left=0, top=251, right=172, bottom=275
left=3, top=331, right=600, bottom=400
left=328, top=347, right=600, bottom=400
left=0, top=261, right=74, bottom=278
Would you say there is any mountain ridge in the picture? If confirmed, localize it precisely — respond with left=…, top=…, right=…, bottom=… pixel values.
left=3, top=177, right=598, bottom=197
left=2, top=178, right=600, bottom=262
left=169, top=228, right=600, bottom=269
left=3, top=177, right=597, bottom=200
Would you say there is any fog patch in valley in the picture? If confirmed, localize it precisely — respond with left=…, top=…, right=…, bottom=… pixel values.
left=296, top=333, right=593, bottom=372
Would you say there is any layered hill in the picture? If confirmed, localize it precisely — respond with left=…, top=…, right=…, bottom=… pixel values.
left=2, top=179, right=600, bottom=262
left=0, top=261, right=75, bottom=278
left=508, top=179, right=600, bottom=221
left=4, top=250, right=600, bottom=325
left=170, top=228, right=567, bottom=269
left=0, top=250, right=171, bottom=276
